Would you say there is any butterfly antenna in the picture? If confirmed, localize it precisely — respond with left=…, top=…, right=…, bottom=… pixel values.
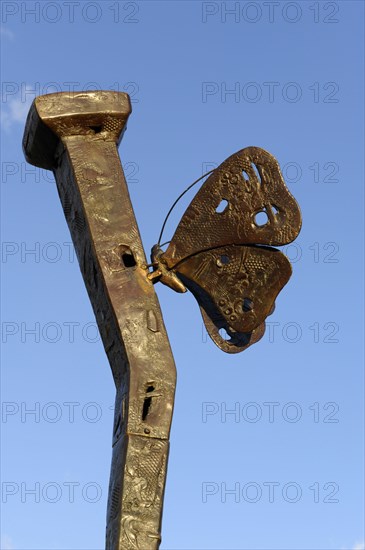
left=157, top=169, right=216, bottom=246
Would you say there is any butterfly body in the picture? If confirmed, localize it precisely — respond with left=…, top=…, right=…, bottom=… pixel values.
left=149, top=146, right=302, bottom=353
left=149, top=244, right=187, bottom=293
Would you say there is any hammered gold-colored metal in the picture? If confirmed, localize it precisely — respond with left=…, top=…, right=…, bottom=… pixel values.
left=162, top=147, right=302, bottom=267
left=176, top=245, right=291, bottom=352
left=151, top=147, right=302, bottom=353
left=23, top=91, right=176, bottom=550
left=22, top=91, right=303, bottom=545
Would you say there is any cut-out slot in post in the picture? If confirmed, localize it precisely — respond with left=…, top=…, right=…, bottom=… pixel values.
left=142, top=385, right=155, bottom=421
left=90, top=125, right=103, bottom=133
left=121, top=250, right=136, bottom=268
left=22, top=91, right=177, bottom=550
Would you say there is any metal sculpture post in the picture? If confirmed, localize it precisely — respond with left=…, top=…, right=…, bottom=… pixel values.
left=23, top=90, right=302, bottom=549
left=23, top=91, right=176, bottom=549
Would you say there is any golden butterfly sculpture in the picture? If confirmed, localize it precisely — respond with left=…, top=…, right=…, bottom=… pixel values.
left=148, top=147, right=302, bottom=353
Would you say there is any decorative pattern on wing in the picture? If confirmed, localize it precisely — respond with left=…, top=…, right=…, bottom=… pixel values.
left=199, top=305, right=266, bottom=354
left=176, top=245, right=292, bottom=334
left=162, top=147, right=302, bottom=267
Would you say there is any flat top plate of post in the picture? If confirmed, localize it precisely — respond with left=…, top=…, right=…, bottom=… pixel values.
left=23, top=91, right=132, bottom=169
left=33, top=90, right=131, bottom=121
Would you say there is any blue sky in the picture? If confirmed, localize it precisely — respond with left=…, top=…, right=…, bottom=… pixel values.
left=1, top=1, right=364, bottom=549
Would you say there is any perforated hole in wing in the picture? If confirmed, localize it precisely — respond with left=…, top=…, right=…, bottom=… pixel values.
left=251, top=162, right=262, bottom=184
left=254, top=211, right=269, bottom=226
left=216, top=199, right=229, bottom=213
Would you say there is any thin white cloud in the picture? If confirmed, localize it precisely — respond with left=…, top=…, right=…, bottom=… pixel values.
left=353, top=542, right=365, bottom=550
left=0, top=534, right=15, bottom=550
left=0, top=26, right=15, bottom=40
left=1, top=95, right=33, bottom=131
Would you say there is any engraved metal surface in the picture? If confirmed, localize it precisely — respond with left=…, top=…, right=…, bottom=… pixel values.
left=22, top=91, right=176, bottom=550
left=22, top=91, right=302, bottom=548
left=162, top=147, right=302, bottom=266
left=151, top=147, right=302, bottom=352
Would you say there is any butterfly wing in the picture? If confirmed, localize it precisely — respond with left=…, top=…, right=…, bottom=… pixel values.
left=161, top=147, right=302, bottom=269
left=174, top=244, right=291, bottom=352
left=199, top=306, right=266, bottom=354
left=152, top=146, right=301, bottom=353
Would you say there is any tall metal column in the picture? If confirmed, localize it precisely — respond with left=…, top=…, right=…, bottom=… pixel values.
left=23, top=91, right=176, bottom=550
